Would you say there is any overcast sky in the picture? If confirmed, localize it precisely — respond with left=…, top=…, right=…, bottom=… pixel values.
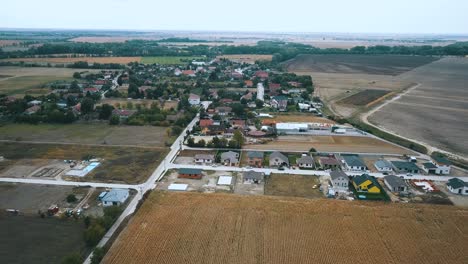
left=2, top=0, right=468, bottom=34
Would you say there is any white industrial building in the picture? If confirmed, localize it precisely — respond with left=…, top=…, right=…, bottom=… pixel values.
left=256, top=83, right=265, bottom=101
left=276, top=122, right=309, bottom=134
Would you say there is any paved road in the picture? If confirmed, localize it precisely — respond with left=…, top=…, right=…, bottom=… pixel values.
left=101, top=74, right=121, bottom=99
left=0, top=178, right=139, bottom=190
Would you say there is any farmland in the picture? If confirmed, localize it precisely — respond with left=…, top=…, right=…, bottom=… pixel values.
left=283, top=54, right=438, bottom=75
left=247, top=135, right=414, bottom=155
left=339, top=89, right=391, bottom=106
left=216, top=54, right=273, bottom=64
left=265, top=174, right=323, bottom=198
left=0, top=142, right=167, bottom=184
left=0, top=123, right=168, bottom=147
left=1, top=56, right=141, bottom=64
left=141, top=56, right=205, bottom=65
left=104, top=192, right=468, bottom=264
left=270, top=114, right=336, bottom=124
left=0, top=67, right=82, bottom=96
left=369, top=57, right=468, bottom=158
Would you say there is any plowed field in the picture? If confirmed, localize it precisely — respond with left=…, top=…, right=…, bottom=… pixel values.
left=104, top=192, right=468, bottom=264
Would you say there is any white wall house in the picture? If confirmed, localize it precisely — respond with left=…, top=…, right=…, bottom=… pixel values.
left=374, top=159, right=393, bottom=172
left=447, top=178, right=468, bottom=195
left=188, top=93, right=200, bottom=105
left=330, top=171, right=349, bottom=192
left=194, top=154, right=214, bottom=164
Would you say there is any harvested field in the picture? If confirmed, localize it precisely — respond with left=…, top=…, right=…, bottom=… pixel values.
left=339, top=89, right=391, bottom=105
left=104, top=192, right=468, bottom=264
left=0, top=40, right=21, bottom=47
left=369, top=57, right=468, bottom=158
left=0, top=142, right=167, bottom=184
left=0, top=123, right=168, bottom=147
left=265, top=174, right=322, bottom=198
left=284, top=54, right=438, bottom=75
left=270, top=114, right=336, bottom=124
left=1, top=56, right=141, bottom=64
left=0, top=212, right=87, bottom=264
left=69, top=36, right=146, bottom=43
left=247, top=135, right=414, bottom=155
left=216, top=54, right=273, bottom=64
left=141, top=56, right=205, bottom=65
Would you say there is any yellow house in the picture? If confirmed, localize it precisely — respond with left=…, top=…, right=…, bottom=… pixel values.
left=352, top=174, right=381, bottom=193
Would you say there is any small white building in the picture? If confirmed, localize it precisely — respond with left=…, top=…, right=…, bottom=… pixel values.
left=99, top=189, right=129, bottom=207
left=447, top=178, right=468, bottom=195
left=188, top=93, right=201, bottom=105
left=194, top=154, right=215, bottom=164
left=297, top=155, right=314, bottom=169
left=374, top=159, right=393, bottom=172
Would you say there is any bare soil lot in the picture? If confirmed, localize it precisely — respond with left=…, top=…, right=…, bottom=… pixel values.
left=271, top=114, right=336, bottom=124
left=339, top=89, right=391, bottom=106
left=104, top=192, right=468, bottom=264
left=265, top=174, right=323, bottom=198
left=0, top=212, right=87, bottom=264
left=369, top=57, right=468, bottom=158
left=0, top=142, right=166, bottom=184
left=247, top=135, right=414, bottom=155
left=284, top=54, right=438, bottom=75
left=0, top=123, right=168, bottom=147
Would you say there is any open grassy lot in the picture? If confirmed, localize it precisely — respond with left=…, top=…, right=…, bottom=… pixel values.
left=0, top=142, right=167, bottom=183
left=0, top=212, right=88, bottom=264
left=0, top=123, right=168, bottom=147
left=283, top=54, right=438, bottom=75
left=104, top=192, right=468, bottom=264
left=1, top=56, right=141, bottom=64
left=216, top=54, right=272, bottom=64
left=369, top=57, right=468, bottom=158
left=141, top=56, right=205, bottom=65
left=0, top=66, right=95, bottom=96
left=265, top=174, right=322, bottom=198
left=339, top=89, right=391, bottom=106
left=247, top=135, right=414, bottom=155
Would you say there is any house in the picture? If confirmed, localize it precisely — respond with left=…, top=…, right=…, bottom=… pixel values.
left=188, top=93, right=200, bottom=105
left=269, top=83, right=281, bottom=96
left=229, top=119, right=246, bottom=128
left=220, top=151, right=239, bottom=166
left=174, top=68, right=182, bottom=76
left=231, top=71, right=243, bottom=79
left=220, top=98, right=234, bottom=104
left=112, top=109, right=137, bottom=120
left=182, top=70, right=196, bottom=77
left=243, top=170, right=264, bottom=184
left=391, top=161, right=420, bottom=174
left=178, top=168, right=203, bottom=179
left=352, top=174, right=381, bottom=193
left=270, top=96, right=288, bottom=111
left=374, top=159, right=393, bottom=172
left=199, top=119, right=214, bottom=128
left=194, top=154, right=215, bottom=164
left=433, top=156, right=451, bottom=174
left=446, top=178, right=468, bottom=195
left=28, top=100, right=42, bottom=106
left=244, top=80, right=254, bottom=87
left=330, top=171, right=349, bottom=192
left=84, top=87, right=99, bottom=94
left=206, top=124, right=226, bottom=135
left=384, top=175, right=408, bottom=193
left=269, top=151, right=289, bottom=167
left=422, top=162, right=438, bottom=174
left=341, top=155, right=367, bottom=171
left=287, top=81, right=302, bottom=87
left=255, top=71, right=269, bottom=79
left=215, top=106, right=232, bottom=116
left=247, top=151, right=264, bottom=167
left=99, top=189, right=129, bottom=207
left=24, top=105, right=41, bottom=115
left=319, top=156, right=342, bottom=170
left=241, top=92, right=253, bottom=101
left=94, top=80, right=107, bottom=85
left=297, top=155, right=314, bottom=169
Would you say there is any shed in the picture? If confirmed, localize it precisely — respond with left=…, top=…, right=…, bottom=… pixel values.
left=384, top=175, right=408, bottom=193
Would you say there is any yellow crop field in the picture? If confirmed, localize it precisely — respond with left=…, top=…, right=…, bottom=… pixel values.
left=104, top=192, right=468, bottom=264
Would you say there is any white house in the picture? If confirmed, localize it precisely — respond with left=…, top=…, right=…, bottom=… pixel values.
left=188, top=93, right=201, bottom=105
left=194, top=154, right=215, bottom=164
left=433, top=157, right=451, bottom=174
left=374, top=159, right=393, bottom=172
left=99, top=189, right=129, bottom=207
left=447, top=178, right=468, bottom=195
left=297, top=155, right=314, bottom=168
left=330, top=171, right=349, bottom=192
left=341, top=155, right=367, bottom=172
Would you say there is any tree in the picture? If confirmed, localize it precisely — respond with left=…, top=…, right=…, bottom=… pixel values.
left=231, top=103, right=245, bottom=117
left=61, top=252, right=82, bottom=264
left=255, top=99, right=264, bottom=108
left=109, top=114, right=120, bottom=125
left=91, top=247, right=106, bottom=264
left=233, top=130, right=244, bottom=148
left=69, top=80, right=80, bottom=93
left=99, top=104, right=114, bottom=120
left=81, top=98, right=94, bottom=114
left=73, top=72, right=81, bottom=79
left=66, top=194, right=77, bottom=203
left=84, top=223, right=106, bottom=247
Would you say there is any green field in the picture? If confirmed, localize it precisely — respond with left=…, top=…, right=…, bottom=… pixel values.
left=141, top=56, right=205, bottom=65
left=0, top=75, right=72, bottom=96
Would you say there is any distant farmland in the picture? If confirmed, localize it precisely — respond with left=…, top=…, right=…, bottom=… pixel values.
left=216, top=54, right=273, bottom=64
left=283, top=54, right=439, bottom=75
left=104, top=192, right=468, bottom=264
left=1, top=56, right=204, bottom=65
left=140, top=56, right=205, bottom=65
